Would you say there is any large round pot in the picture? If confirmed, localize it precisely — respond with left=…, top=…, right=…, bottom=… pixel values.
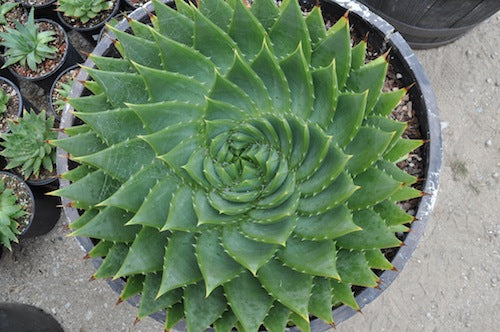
left=357, top=0, right=500, bottom=49
left=0, top=302, right=64, bottom=331
left=56, top=0, right=442, bottom=329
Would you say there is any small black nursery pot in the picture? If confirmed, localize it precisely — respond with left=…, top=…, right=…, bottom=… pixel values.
left=0, top=302, right=64, bottom=331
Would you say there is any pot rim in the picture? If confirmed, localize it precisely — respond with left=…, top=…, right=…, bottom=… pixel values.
left=56, top=0, right=442, bottom=329
left=56, top=0, right=121, bottom=33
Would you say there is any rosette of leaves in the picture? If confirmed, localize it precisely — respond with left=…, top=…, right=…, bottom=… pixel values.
left=0, top=9, right=57, bottom=71
left=0, top=179, right=25, bottom=251
left=0, top=88, right=9, bottom=114
left=57, top=0, right=112, bottom=24
left=52, top=0, right=424, bottom=330
left=53, top=79, right=73, bottom=117
left=0, top=110, right=57, bottom=180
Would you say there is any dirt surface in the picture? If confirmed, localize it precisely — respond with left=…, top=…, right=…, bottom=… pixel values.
left=0, top=11, right=498, bottom=332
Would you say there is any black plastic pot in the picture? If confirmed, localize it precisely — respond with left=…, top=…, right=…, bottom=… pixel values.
left=56, top=0, right=442, bottom=329
left=17, top=0, right=59, bottom=22
left=0, top=302, right=64, bottom=332
left=357, top=0, right=500, bottom=49
left=48, top=64, right=80, bottom=122
left=0, top=171, right=60, bottom=241
left=56, top=0, right=121, bottom=43
left=5, top=18, right=83, bottom=92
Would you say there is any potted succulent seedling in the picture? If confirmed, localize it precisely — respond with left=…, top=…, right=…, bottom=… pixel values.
left=0, top=1, right=26, bottom=31
left=0, top=8, right=81, bottom=91
left=0, top=76, right=23, bottom=135
left=0, top=109, right=58, bottom=186
left=54, top=0, right=441, bottom=330
left=49, top=64, right=79, bottom=121
left=56, top=0, right=121, bottom=41
left=0, top=173, right=27, bottom=251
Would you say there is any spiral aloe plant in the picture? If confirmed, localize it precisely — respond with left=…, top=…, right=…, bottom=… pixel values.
left=52, top=0, right=424, bottom=330
left=0, top=110, right=57, bottom=180
left=0, top=178, right=25, bottom=251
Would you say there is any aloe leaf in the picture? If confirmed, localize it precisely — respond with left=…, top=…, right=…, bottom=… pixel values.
left=68, top=209, right=98, bottom=230
left=138, top=272, right=182, bottom=319
left=248, top=191, right=299, bottom=223
left=250, top=39, right=290, bottom=114
left=269, top=0, right=311, bottom=62
left=205, top=98, right=248, bottom=121
left=295, top=204, right=360, bottom=240
left=263, top=302, right=290, bottom=332
left=239, top=216, right=296, bottom=246
left=306, top=6, right=326, bottom=47
left=351, top=39, right=367, bottom=70
left=337, top=208, right=402, bottom=249
left=68, top=94, right=111, bottom=113
left=229, top=0, right=266, bottom=61
left=279, top=44, right=314, bottom=120
left=71, top=206, right=139, bottom=242
left=287, top=117, right=309, bottom=169
left=310, top=61, right=338, bottom=127
left=336, top=249, right=379, bottom=287
left=173, top=0, right=194, bottom=18
left=257, top=258, right=312, bottom=321
left=166, top=302, right=184, bottom=330
left=129, top=19, right=154, bottom=40
left=132, top=62, right=208, bottom=105
left=389, top=185, right=422, bottom=202
left=214, top=310, right=237, bottom=332
left=376, top=159, right=417, bottom=185
left=51, top=170, right=120, bottom=208
left=312, top=16, right=350, bottom=87
left=74, top=138, right=155, bottom=182
left=99, top=160, right=170, bottom=212
left=251, top=0, right=279, bottom=30
left=346, top=56, right=388, bottom=113
left=278, top=236, right=340, bottom=279
left=199, top=0, right=233, bottom=31
left=267, top=115, right=293, bottom=157
left=74, top=108, right=147, bottom=145
left=208, top=191, right=253, bottom=215
left=364, top=249, right=393, bottom=270
left=152, top=0, right=194, bottom=45
left=108, top=26, right=162, bottom=69
left=89, top=54, right=134, bottom=72
left=159, top=136, right=204, bottom=179
left=115, top=226, right=167, bottom=277
left=328, top=91, right=367, bottom=147
left=87, top=239, right=113, bottom=258
left=193, top=189, right=238, bottom=226
left=184, top=282, right=227, bottom=332
left=373, top=88, right=407, bottom=116
left=374, top=200, right=414, bottom=227
left=289, top=312, right=310, bottom=332
left=193, top=9, right=238, bottom=74
left=297, top=171, right=358, bottom=215
left=298, top=144, right=349, bottom=196
left=383, top=138, right=424, bottom=163
left=208, top=73, right=259, bottom=115
left=158, top=231, right=202, bottom=297
left=51, top=132, right=106, bottom=158
left=227, top=51, right=272, bottom=112
left=151, top=29, right=216, bottom=87
left=365, top=116, right=406, bottom=152
left=331, top=279, right=359, bottom=310
left=126, top=175, right=179, bottom=229
left=84, top=67, right=147, bottom=107
left=163, top=185, right=198, bottom=232
left=309, top=277, right=333, bottom=323
left=225, top=271, right=273, bottom=332
left=140, top=122, right=202, bottom=156
left=347, top=167, right=402, bottom=210
left=222, top=226, right=277, bottom=275
left=344, top=127, right=395, bottom=175
left=196, top=229, right=244, bottom=295
left=295, top=124, right=331, bottom=182
left=93, top=243, right=128, bottom=278
left=119, top=274, right=145, bottom=302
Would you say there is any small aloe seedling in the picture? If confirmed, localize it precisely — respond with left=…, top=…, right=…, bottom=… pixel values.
left=52, top=0, right=425, bottom=330
left=57, top=0, right=112, bottom=24
left=0, top=88, right=9, bottom=114
left=0, top=2, right=18, bottom=26
left=52, top=79, right=73, bottom=117
left=0, top=8, right=57, bottom=71
left=0, top=110, right=57, bottom=180
left=0, top=178, right=25, bottom=251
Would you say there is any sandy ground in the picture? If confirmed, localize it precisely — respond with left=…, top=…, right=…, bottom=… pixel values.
left=0, top=10, right=499, bottom=332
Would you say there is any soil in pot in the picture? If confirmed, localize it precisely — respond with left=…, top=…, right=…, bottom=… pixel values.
left=124, top=0, right=149, bottom=8
left=0, top=1, right=28, bottom=32
left=17, top=0, right=56, bottom=8
left=0, top=77, right=22, bottom=133
left=57, top=0, right=120, bottom=32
